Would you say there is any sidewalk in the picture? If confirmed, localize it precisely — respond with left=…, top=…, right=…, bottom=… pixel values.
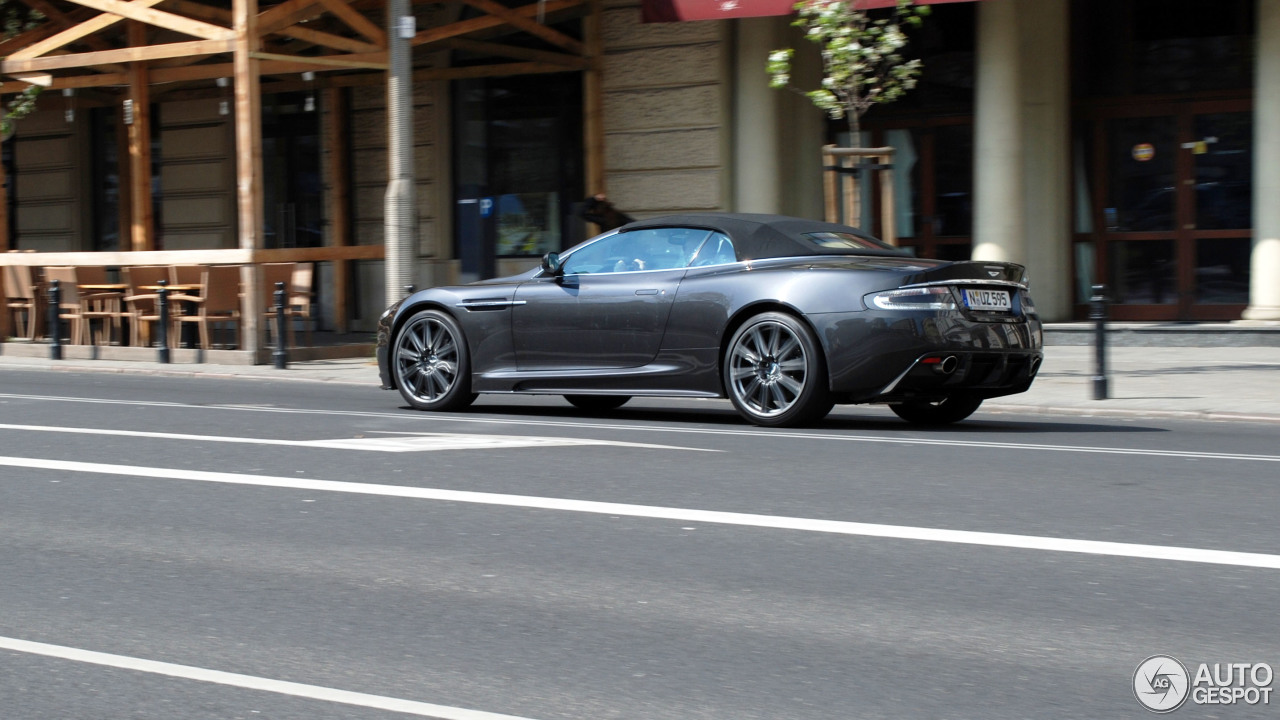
left=0, top=344, right=1277, bottom=424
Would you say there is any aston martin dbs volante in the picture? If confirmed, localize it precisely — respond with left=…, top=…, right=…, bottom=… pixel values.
left=377, top=213, right=1043, bottom=427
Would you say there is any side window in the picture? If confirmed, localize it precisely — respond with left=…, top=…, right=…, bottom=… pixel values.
left=689, top=232, right=737, bottom=266
left=561, top=227, right=712, bottom=274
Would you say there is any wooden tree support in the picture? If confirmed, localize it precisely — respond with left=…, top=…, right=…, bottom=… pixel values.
left=822, top=145, right=897, bottom=246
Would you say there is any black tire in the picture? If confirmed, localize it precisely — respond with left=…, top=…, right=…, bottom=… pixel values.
left=723, top=311, right=832, bottom=427
left=890, top=393, right=983, bottom=425
left=392, top=309, right=477, bottom=412
left=564, top=395, right=631, bottom=412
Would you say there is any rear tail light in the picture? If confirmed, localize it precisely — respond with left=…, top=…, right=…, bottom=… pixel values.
left=865, top=286, right=957, bottom=311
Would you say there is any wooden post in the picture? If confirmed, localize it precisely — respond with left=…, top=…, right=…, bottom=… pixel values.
left=822, top=145, right=837, bottom=224
left=127, top=21, right=154, bottom=252
left=116, top=101, right=133, bottom=250
left=0, top=135, right=8, bottom=252
left=582, top=0, right=604, bottom=197
left=0, top=145, right=8, bottom=335
left=822, top=145, right=896, bottom=245
left=234, top=0, right=264, bottom=356
left=878, top=154, right=896, bottom=246
left=323, top=86, right=350, bottom=333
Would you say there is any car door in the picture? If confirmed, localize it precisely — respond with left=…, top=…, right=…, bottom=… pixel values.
left=512, top=227, right=712, bottom=370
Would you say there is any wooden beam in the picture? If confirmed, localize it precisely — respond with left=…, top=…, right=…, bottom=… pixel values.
left=5, top=0, right=168, bottom=60
left=412, top=0, right=584, bottom=46
left=434, top=37, right=588, bottom=68
left=127, top=24, right=155, bottom=252
left=248, top=50, right=386, bottom=70
left=16, top=0, right=119, bottom=53
left=268, top=24, right=382, bottom=54
left=313, top=0, right=385, bottom=47
left=323, top=86, right=351, bottom=333
left=459, top=0, right=584, bottom=54
left=257, top=0, right=321, bottom=35
left=415, top=60, right=579, bottom=81
left=234, top=0, right=265, bottom=353
left=60, top=0, right=235, bottom=40
left=0, top=246, right=385, bottom=267
left=1, top=39, right=234, bottom=73
left=583, top=0, right=604, bottom=197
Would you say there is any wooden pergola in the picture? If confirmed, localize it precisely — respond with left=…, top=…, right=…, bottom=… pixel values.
left=0, top=0, right=604, bottom=356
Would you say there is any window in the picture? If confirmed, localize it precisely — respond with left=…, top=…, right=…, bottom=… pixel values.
left=562, top=228, right=711, bottom=274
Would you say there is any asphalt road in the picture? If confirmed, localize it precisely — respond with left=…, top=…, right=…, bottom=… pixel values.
left=2, top=369, right=1278, bottom=719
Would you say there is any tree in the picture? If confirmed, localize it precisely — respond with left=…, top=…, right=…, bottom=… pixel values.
left=767, top=0, right=928, bottom=142
left=1, top=0, right=46, bottom=140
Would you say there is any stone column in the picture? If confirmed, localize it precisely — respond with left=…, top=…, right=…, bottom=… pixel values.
left=1244, top=0, right=1280, bottom=320
left=971, top=0, right=1071, bottom=321
left=1017, top=0, right=1071, bottom=320
left=733, top=17, right=782, bottom=213
left=971, top=0, right=1025, bottom=266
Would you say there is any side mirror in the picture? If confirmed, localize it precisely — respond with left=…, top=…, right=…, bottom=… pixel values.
left=541, top=252, right=564, bottom=276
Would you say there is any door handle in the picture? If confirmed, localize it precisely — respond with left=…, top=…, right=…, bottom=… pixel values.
left=635, top=289, right=659, bottom=295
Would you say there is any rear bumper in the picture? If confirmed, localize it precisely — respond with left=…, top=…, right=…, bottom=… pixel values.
left=811, top=309, right=1044, bottom=402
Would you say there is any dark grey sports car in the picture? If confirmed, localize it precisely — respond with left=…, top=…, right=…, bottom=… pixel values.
left=377, top=213, right=1043, bottom=427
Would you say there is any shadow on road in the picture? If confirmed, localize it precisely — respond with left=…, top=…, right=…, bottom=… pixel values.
left=441, top=399, right=1169, bottom=435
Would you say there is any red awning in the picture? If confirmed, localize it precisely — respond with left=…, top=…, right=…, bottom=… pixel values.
left=643, top=0, right=980, bottom=23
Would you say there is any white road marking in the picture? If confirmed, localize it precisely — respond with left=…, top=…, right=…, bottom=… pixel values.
left=1, top=392, right=1278, bottom=464
left=3, top=455, right=1279, bottom=570
left=0, top=636, right=538, bottom=720
left=0, top=423, right=708, bottom=453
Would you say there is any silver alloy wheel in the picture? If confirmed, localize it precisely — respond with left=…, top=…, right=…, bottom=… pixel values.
left=395, top=314, right=461, bottom=403
left=727, top=319, right=809, bottom=418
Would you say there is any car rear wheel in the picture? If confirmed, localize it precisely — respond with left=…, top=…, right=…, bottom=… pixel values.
left=890, top=393, right=983, bottom=425
left=393, top=309, right=477, bottom=412
left=724, top=312, right=832, bottom=427
left=564, top=395, right=631, bottom=412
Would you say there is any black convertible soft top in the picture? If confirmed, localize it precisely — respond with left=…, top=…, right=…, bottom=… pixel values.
left=618, top=213, right=910, bottom=261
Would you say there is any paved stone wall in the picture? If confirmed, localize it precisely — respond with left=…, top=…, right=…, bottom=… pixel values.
left=600, top=1, right=728, bottom=216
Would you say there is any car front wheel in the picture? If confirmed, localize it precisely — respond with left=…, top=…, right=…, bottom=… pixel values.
left=393, top=309, right=477, bottom=412
left=723, top=312, right=832, bottom=427
left=890, top=393, right=983, bottom=425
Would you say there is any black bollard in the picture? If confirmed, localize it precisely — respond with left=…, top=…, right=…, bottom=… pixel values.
left=156, top=280, right=170, bottom=364
left=404, top=284, right=415, bottom=298
left=48, top=279, right=62, bottom=360
left=273, top=281, right=288, bottom=369
left=1090, top=283, right=1108, bottom=400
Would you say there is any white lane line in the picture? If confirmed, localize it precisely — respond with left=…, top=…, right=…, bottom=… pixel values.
left=0, top=636, right=538, bottom=720
left=0, top=423, right=708, bottom=453
left=3, top=455, right=1280, bottom=570
left=1, top=392, right=1278, bottom=463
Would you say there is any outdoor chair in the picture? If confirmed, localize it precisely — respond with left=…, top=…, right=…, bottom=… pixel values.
left=42, top=266, right=119, bottom=345
left=260, top=262, right=297, bottom=348
left=122, top=265, right=173, bottom=347
left=3, top=264, right=40, bottom=341
left=174, top=265, right=242, bottom=350
left=288, top=262, right=316, bottom=347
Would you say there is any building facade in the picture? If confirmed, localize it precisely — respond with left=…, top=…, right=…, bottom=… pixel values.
left=2, top=0, right=1278, bottom=343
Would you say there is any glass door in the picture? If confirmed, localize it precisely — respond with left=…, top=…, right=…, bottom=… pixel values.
left=1080, top=101, right=1251, bottom=320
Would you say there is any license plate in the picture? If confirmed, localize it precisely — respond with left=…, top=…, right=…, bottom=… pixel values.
left=963, top=288, right=1012, bottom=312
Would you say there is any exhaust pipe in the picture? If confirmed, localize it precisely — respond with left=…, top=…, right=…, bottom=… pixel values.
left=928, top=355, right=958, bottom=376
left=940, top=355, right=959, bottom=375
left=1029, top=356, right=1042, bottom=376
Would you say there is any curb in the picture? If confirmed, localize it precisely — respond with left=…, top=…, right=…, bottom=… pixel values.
left=981, top=403, right=1280, bottom=425
left=0, top=361, right=376, bottom=386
